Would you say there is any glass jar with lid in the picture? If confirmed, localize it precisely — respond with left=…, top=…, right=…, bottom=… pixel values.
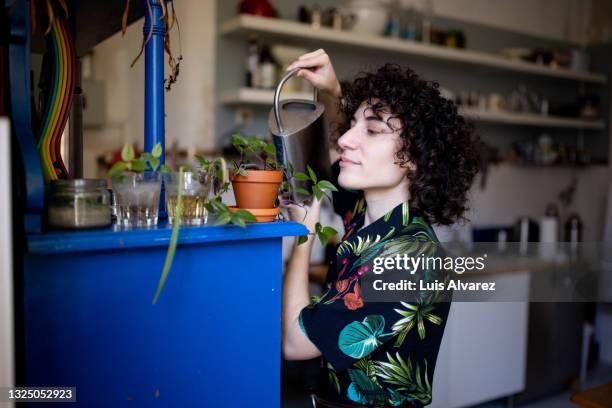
left=47, top=179, right=111, bottom=229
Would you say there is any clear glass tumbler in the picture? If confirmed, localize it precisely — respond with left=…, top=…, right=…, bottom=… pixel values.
left=112, top=171, right=162, bottom=227
left=164, top=171, right=213, bottom=225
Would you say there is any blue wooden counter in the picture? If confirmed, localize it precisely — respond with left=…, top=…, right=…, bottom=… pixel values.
left=23, top=221, right=307, bottom=407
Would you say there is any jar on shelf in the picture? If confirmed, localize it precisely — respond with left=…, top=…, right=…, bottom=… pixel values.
left=47, top=179, right=111, bottom=229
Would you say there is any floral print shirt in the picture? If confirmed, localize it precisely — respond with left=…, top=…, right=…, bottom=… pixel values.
left=298, top=162, right=453, bottom=407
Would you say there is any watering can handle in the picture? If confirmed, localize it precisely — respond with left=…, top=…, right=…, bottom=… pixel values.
left=273, top=68, right=318, bottom=133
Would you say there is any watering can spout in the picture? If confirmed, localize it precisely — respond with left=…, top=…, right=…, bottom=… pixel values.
left=268, top=69, right=331, bottom=202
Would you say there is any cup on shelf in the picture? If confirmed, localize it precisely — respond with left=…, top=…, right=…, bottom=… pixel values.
left=163, top=171, right=214, bottom=226
left=488, top=93, right=505, bottom=112
left=112, top=171, right=162, bottom=228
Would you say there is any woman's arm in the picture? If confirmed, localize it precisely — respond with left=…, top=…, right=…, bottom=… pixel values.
left=282, top=50, right=344, bottom=359
left=286, top=49, right=343, bottom=163
left=281, top=197, right=323, bottom=360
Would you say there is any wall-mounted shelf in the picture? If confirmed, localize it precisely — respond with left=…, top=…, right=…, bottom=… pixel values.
left=220, top=88, right=605, bottom=130
left=460, top=108, right=605, bottom=129
left=220, top=87, right=312, bottom=105
left=220, top=15, right=607, bottom=85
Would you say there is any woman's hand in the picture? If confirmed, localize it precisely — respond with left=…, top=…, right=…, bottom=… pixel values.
left=286, top=49, right=341, bottom=98
left=280, top=195, right=323, bottom=236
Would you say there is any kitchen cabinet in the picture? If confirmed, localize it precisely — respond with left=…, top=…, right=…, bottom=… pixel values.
left=429, top=271, right=530, bottom=408
left=23, top=221, right=306, bottom=406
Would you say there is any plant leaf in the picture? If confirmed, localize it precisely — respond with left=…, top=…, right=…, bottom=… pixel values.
left=235, top=209, right=257, bottom=222
left=295, top=187, right=311, bottom=196
left=317, top=180, right=338, bottom=192
left=130, top=159, right=146, bottom=172
left=312, top=185, right=323, bottom=200
left=107, top=161, right=128, bottom=178
left=215, top=213, right=231, bottom=225
left=149, top=157, right=160, bottom=171
left=151, top=142, right=163, bottom=158
left=307, top=165, right=317, bottom=183
left=231, top=214, right=246, bottom=227
left=121, top=143, right=135, bottom=161
left=293, top=171, right=310, bottom=181
left=264, top=143, right=276, bottom=156
left=152, top=166, right=185, bottom=304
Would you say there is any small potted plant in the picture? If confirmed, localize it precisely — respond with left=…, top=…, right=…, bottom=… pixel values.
left=107, top=143, right=169, bottom=227
left=229, top=134, right=284, bottom=222
left=228, top=133, right=339, bottom=245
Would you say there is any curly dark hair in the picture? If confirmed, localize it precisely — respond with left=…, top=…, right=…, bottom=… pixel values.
left=338, top=63, right=481, bottom=225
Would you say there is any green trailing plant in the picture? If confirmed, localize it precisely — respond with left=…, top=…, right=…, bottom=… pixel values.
left=152, top=165, right=185, bottom=305
left=290, top=164, right=338, bottom=246
left=205, top=196, right=257, bottom=227
left=195, top=154, right=258, bottom=227
left=195, top=154, right=229, bottom=196
left=107, top=142, right=170, bottom=178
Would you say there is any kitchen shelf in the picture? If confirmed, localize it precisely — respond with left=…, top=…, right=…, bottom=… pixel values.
left=460, top=108, right=605, bottom=129
left=221, top=88, right=605, bottom=129
left=220, top=15, right=607, bottom=85
left=220, top=87, right=312, bottom=105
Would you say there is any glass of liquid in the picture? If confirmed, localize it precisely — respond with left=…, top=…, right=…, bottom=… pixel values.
left=163, top=171, right=213, bottom=225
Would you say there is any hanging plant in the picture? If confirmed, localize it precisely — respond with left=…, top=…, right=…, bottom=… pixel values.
left=121, top=0, right=183, bottom=91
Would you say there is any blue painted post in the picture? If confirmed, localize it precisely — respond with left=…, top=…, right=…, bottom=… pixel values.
left=143, top=0, right=166, bottom=214
left=143, top=0, right=165, bottom=161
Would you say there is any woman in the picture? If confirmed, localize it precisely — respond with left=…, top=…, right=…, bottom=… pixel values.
left=281, top=49, right=481, bottom=408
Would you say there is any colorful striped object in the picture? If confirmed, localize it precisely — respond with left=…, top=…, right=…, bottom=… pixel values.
left=37, top=16, right=75, bottom=182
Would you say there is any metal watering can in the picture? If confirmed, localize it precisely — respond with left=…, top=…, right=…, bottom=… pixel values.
left=268, top=68, right=331, bottom=202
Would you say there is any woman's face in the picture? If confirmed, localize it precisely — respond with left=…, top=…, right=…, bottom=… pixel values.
left=337, top=101, right=411, bottom=191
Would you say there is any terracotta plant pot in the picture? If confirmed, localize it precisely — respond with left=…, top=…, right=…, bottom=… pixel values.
left=231, top=169, right=283, bottom=209
left=228, top=206, right=281, bottom=223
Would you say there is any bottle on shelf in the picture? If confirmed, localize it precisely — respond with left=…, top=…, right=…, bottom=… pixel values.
left=259, top=45, right=278, bottom=89
left=385, top=0, right=401, bottom=38
left=401, top=6, right=419, bottom=41
left=245, top=35, right=260, bottom=88
left=421, top=0, right=433, bottom=43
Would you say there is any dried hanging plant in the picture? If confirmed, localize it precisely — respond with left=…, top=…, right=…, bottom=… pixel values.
left=122, top=0, right=183, bottom=91
left=29, top=0, right=69, bottom=35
